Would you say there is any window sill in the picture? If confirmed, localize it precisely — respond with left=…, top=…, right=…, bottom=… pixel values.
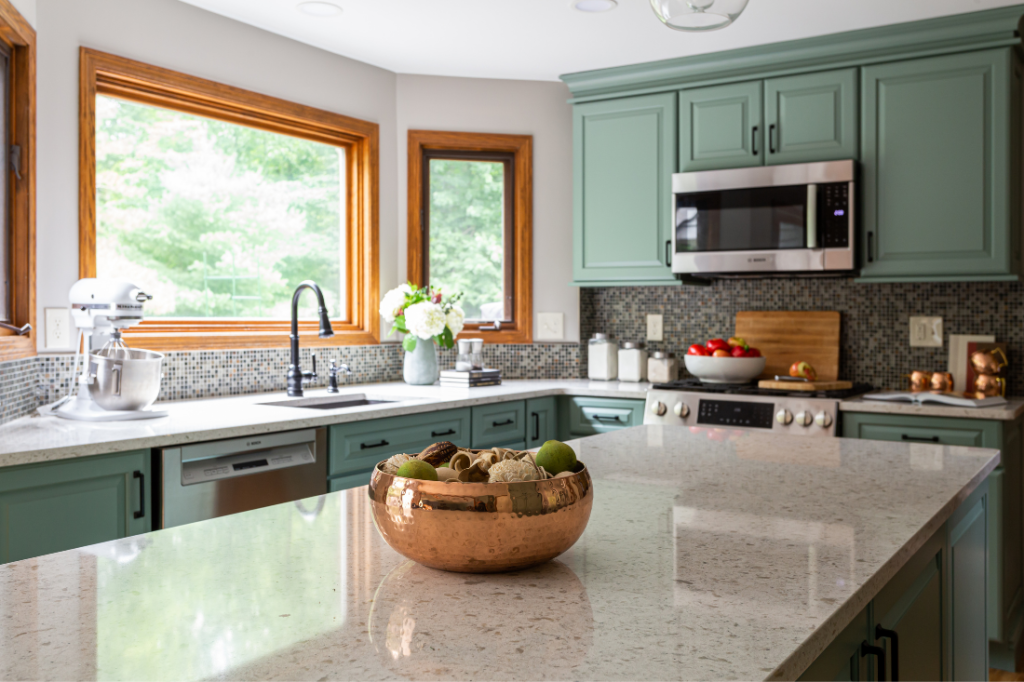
left=456, top=328, right=532, bottom=345
left=120, top=329, right=380, bottom=353
left=0, top=334, right=35, bottom=362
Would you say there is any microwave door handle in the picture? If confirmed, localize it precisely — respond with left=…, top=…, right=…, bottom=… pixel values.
left=806, top=184, right=818, bottom=249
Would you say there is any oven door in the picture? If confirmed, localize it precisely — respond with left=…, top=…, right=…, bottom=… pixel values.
left=671, top=160, right=854, bottom=275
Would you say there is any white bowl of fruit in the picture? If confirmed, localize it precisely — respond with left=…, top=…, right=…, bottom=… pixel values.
left=684, top=337, right=766, bottom=384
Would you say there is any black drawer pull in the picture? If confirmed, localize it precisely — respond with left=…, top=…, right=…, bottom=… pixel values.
left=769, top=123, right=777, bottom=154
left=592, top=414, right=622, bottom=423
left=876, top=625, right=899, bottom=682
left=867, top=231, right=874, bottom=263
left=861, top=641, right=887, bottom=682
left=492, top=419, right=514, bottom=427
left=133, top=470, right=145, bottom=520
left=752, top=125, right=758, bottom=155
left=532, top=412, right=540, bottom=442
left=431, top=429, right=455, bottom=437
left=901, top=434, right=939, bottom=443
left=360, top=439, right=389, bottom=450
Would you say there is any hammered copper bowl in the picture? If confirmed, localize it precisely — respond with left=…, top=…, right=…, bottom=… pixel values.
left=368, top=463, right=593, bottom=573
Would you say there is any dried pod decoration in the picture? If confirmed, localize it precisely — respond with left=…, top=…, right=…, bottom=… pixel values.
left=457, top=461, right=490, bottom=483
left=418, top=441, right=457, bottom=466
left=382, top=453, right=414, bottom=475
left=380, top=441, right=580, bottom=484
left=488, top=459, right=542, bottom=483
left=449, top=452, right=473, bottom=472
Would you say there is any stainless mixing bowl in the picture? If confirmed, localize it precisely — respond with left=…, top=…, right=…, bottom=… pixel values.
left=88, top=348, right=164, bottom=411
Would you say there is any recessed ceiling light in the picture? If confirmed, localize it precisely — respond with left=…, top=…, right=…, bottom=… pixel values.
left=572, top=0, right=617, bottom=12
left=297, top=1, right=343, bottom=17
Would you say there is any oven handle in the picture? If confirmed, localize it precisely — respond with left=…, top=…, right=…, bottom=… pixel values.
left=806, top=184, right=818, bottom=249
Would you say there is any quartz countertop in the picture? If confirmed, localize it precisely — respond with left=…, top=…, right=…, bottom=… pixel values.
left=840, top=395, right=1024, bottom=421
left=0, top=380, right=651, bottom=468
left=0, top=426, right=999, bottom=681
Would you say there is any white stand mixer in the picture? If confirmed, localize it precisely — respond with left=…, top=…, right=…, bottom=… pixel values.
left=51, top=278, right=168, bottom=422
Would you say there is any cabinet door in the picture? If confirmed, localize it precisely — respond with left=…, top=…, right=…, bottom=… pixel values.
left=679, top=80, right=763, bottom=171
left=573, top=93, right=679, bottom=286
left=471, top=401, right=527, bottom=448
left=948, top=483, right=989, bottom=681
left=561, top=397, right=645, bottom=438
left=872, top=528, right=945, bottom=682
left=0, top=450, right=151, bottom=564
left=526, top=397, right=558, bottom=449
left=860, top=48, right=1016, bottom=281
left=799, top=605, right=869, bottom=681
left=764, top=68, right=858, bottom=165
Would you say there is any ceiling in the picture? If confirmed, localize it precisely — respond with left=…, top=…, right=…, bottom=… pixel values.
left=177, top=0, right=1024, bottom=82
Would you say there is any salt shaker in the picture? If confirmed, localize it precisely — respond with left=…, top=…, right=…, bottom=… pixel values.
left=647, top=351, right=678, bottom=384
left=469, top=338, right=484, bottom=369
left=455, top=339, right=474, bottom=371
left=588, top=333, right=618, bottom=381
left=618, top=341, right=648, bottom=382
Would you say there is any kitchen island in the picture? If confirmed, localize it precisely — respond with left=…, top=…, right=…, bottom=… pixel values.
left=0, top=424, right=998, bottom=681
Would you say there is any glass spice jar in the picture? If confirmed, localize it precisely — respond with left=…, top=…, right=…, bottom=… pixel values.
left=648, top=351, right=678, bottom=384
left=618, top=341, right=648, bottom=382
left=588, top=333, right=618, bottom=381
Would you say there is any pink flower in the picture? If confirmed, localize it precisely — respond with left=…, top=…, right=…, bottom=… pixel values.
left=431, top=292, right=442, bottom=304
left=395, top=307, right=403, bottom=317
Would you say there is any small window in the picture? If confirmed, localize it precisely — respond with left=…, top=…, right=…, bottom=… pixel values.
left=80, top=49, right=380, bottom=350
left=408, top=131, right=532, bottom=343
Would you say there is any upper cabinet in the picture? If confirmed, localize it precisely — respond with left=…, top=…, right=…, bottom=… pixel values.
left=573, top=93, right=680, bottom=286
left=859, top=48, right=1020, bottom=282
left=680, top=69, right=858, bottom=172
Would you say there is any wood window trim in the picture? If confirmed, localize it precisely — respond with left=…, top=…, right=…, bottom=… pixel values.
left=79, top=48, right=380, bottom=352
left=407, top=130, right=532, bottom=344
left=0, top=0, right=34, bottom=363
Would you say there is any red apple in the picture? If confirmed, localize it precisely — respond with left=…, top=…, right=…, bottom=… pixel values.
left=789, top=361, right=817, bottom=381
left=706, top=338, right=730, bottom=353
left=730, top=345, right=747, bottom=357
left=712, top=349, right=731, bottom=358
left=687, top=344, right=709, bottom=356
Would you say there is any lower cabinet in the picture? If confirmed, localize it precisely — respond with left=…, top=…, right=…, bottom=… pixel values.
left=801, top=480, right=988, bottom=681
left=526, top=397, right=558, bottom=448
left=0, top=450, right=151, bottom=565
left=471, top=401, right=527, bottom=448
left=559, top=396, right=646, bottom=439
left=843, top=411, right=1023, bottom=670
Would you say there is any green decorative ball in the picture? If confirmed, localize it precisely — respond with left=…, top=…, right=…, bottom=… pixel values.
left=535, top=440, right=577, bottom=475
left=395, top=459, right=438, bottom=481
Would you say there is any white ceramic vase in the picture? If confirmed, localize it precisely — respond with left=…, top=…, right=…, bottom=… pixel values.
left=403, top=337, right=439, bottom=385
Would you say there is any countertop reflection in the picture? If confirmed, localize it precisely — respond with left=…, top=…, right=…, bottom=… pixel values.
left=0, top=426, right=999, bottom=681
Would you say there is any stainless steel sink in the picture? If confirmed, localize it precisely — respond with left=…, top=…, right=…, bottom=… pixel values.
left=259, top=393, right=396, bottom=410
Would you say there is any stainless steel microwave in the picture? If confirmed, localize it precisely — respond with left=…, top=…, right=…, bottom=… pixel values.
left=671, top=160, right=855, bottom=276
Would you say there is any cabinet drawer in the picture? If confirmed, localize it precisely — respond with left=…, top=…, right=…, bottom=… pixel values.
left=472, top=402, right=527, bottom=448
left=526, top=397, right=558, bottom=449
left=841, top=412, right=1001, bottom=448
left=563, top=397, right=645, bottom=437
left=327, top=408, right=471, bottom=477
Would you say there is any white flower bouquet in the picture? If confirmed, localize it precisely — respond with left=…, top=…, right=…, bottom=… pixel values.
left=380, top=283, right=465, bottom=352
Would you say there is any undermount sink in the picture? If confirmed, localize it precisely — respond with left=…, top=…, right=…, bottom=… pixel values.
left=259, top=393, right=396, bottom=410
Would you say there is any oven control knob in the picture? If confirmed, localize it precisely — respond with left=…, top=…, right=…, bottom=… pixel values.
left=776, top=409, right=793, bottom=425
left=674, top=402, right=690, bottom=418
left=814, top=411, right=834, bottom=428
left=794, top=411, right=813, bottom=427
left=650, top=401, right=667, bottom=416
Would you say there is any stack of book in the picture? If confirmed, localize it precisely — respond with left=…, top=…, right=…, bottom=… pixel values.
left=439, top=369, right=502, bottom=388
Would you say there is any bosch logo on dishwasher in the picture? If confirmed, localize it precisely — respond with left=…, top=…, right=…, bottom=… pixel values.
left=246, top=440, right=262, bottom=447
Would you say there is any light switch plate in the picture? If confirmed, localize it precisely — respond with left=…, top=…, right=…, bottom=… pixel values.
left=45, top=307, right=70, bottom=349
left=647, top=314, right=664, bottom=342
left=909, top=316, right=943, bottom=347
left=536, top=312, right=564, bottom=341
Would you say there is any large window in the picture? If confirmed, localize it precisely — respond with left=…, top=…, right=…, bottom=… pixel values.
left=407, top=131, right=532, bottom=344
left=80, top=49, right=379, bottom=350
left=0, top=0, right=34, bottom=362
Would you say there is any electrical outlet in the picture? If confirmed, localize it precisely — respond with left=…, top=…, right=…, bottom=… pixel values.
left=536, top=312, right=564, bottom=341
left=909, top=316, right=943, bottom=347
left=647, top=314, right=664, bottom=342
left=45, top=308, right=70, bottom=349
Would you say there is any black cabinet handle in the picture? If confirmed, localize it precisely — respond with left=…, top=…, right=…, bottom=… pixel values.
left=592, top=414, right=622, bottom=423
left=431, top=429, right=455, bottom=438
left=861, top=641, right=887, bottom=682
left=901, top=434, right=939, bottom=443
left=665, top=240, right=671, bottom=266
left=361, top=439, right=389, bottom=450
left=876, top=625, right=899, bottom=682
left=752, top=125, right=758, bottom=155
left=769, top=124, right=777, bottom=154
left=867, top=231, right=874, bottom=263
left=133, top=470, right=145, bottom=520
left=532, top=412, right=540, bottom=442
left=492, top=419, right=514, bottom=427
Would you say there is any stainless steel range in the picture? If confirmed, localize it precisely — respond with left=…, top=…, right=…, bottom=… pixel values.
left=643, top=379, right=872, bottom=438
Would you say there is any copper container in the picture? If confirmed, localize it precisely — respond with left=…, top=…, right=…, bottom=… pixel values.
left=971, top=348, right=1009, bottom=376
left=974, top=373, right=1006, bottom=397
left=368, top=464, right=594, bottom=573
left=930, top=371, right=954, bottom=393
left=908, top=371, right=933, bottom=393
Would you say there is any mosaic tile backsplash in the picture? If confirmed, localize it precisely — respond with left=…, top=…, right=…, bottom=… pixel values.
left=580, top=278, right=1024, bottom=394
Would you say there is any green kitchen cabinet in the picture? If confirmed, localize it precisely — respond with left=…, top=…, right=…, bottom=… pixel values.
left=526, top=397, right=558, bottom=449
left=472, top=401, right=527, bottom=449
left=859, top=48, right=1020, bottom=282
left=843, top=410, right=1021, bottom=671
left=764, top=68, right=859, bottom=165
left=0, top=450, right=151, bottom=565
left=798, top=605, right=869, bottom=681
left=679, top=81, right=763, bottom=171
left=559, top=397, right=646, bottom=439
left=572, top=93, right=680, bottom=287
left=948, top=484, right=990, bottom=680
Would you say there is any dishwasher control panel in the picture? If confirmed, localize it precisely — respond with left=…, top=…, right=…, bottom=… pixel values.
left=181, top=444, right=315, bottom=485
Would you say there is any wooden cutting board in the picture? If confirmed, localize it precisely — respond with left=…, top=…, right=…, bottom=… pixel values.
left=735, top=311, right=841, bottom=382
left=757, top=379, right=853, bottom=391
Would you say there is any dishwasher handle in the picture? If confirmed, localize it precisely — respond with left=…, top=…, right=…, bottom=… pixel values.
left=179, top=441, right=316, bottom=486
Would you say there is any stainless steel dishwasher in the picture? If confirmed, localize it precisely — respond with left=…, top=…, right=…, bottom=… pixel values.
left=158, top=428, right=327, bottom=528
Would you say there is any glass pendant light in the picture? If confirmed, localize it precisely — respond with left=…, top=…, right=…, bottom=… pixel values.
left=650, top=0, right=749, bottom=31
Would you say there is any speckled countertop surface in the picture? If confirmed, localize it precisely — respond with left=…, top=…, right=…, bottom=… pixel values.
left=840, top=395, right=1024, bottom=421
left=0, top=380, right=651, bottom=468
left=0, top=426, right=999, bottom=681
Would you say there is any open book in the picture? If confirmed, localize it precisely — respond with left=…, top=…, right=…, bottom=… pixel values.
left=863, top=392, right=1008, bottom=408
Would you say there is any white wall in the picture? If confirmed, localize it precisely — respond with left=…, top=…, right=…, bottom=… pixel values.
left=8, top=0, right=34, bottom=28
left=396, top=74, right=578, bottom=342
left=35, top=0, right=399, bottom=350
